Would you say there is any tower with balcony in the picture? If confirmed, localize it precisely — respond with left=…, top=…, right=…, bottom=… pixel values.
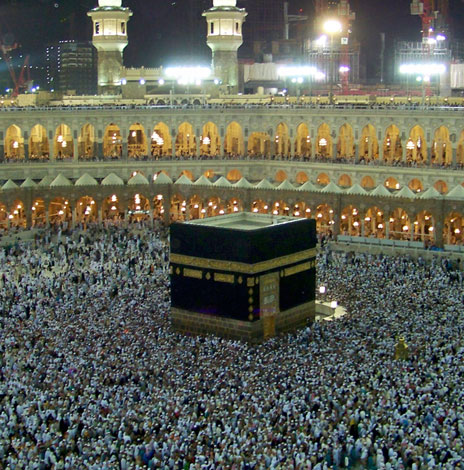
left=203, top=0, right=247, bottom=93
left=87, top=0, right=132, bottom=94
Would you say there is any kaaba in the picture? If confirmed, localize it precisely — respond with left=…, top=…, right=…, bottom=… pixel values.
left=170, top=212, right=317, bottom=341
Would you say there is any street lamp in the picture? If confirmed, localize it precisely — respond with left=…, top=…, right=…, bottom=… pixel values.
left=323, top=19, right=342, bottom=103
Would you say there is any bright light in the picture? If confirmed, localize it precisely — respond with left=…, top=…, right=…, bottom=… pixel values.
left=436, top=34, right=446, bottom=41
left=165, top=66, right=211, bottom=82
left=158, top=79, right=165, bottom=85
left=315, top=35, right=327, bottom=46
left=330, top=300, right=338, bottom=309
left=278, top=66, right=320, bottom=78
left=319, top=286, right=326, bottom=294
left=339, top=65, right=350, bottom=73
left=399, top=63, right=446, bottom=75
left=324, top=19, right=342, bottom=34
left=139, top=79, right=146, bottom=85
left=121, top=78, right=127, bottom=85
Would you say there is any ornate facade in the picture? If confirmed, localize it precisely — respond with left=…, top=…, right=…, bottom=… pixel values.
left=0, top=105, right=463, bottom=248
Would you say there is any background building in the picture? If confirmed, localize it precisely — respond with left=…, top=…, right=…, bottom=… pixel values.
left=46, top=41, right=97, bottom=95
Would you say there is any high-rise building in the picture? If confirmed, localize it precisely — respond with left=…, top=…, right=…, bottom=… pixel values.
left=46, top=41, right=97, bottom=95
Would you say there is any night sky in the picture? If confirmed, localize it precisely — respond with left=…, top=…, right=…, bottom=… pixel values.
left=1, top=0, right=464, bottom=71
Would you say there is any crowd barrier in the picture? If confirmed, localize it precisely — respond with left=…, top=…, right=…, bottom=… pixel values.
left=337, top=235, right=425, bottom=250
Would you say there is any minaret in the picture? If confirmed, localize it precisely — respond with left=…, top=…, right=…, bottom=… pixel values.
left=87, top=0, right=132, bottom=94
left=203, top=0, right=247, bottom=93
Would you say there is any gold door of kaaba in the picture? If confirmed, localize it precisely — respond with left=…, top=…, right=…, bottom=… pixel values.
left=260, top=272, right=280, bottom=339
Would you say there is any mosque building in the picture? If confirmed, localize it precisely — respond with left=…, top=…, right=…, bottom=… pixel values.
left=0, top=0, right=463, bottom=253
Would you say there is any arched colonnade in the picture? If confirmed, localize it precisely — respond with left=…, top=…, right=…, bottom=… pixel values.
left=0, top=187, right=461, bottom=247
left=2, top=121, right=463, bottom=167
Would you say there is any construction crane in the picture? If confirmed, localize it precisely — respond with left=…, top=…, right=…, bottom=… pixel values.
left=0, top=40, right=31, bottom=97
left=410, top=0, right=450, bottom=97
left=410, top=0, right=436, bottom=39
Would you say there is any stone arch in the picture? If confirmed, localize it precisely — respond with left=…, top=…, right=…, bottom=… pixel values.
left=316, top=173, right=330, bottom=186
left=444, top=212, right=464, bottom=245
left=431, top=125, right=452, bottom=166
left=408, top=178, right=424, bottom=193
left=292, top=201, right=309, bottom=218
left=275, top=122, right=291, bottom=158
left=0, top=202, right=8, bottom=230
left=384, top=177, right=400, bottom=190
left=176, top=122, right=196, bottom=158
left=29, top=124, right=50, bottom=161
left=48, top=197, right=72, bottom=227
left=341, top=205, right=361, bottom=236
left=224, top=121, right=244, bottom=157
left=78, top=124, right=96, bottom=160
left=364, top=207, right=386, bottom=238
left=200, top=122, right=220, bottom=158
left=76, top=196, right=97, bottom=225
left=316, top=123, right=332, bottom=158
left=227, top=169, right=242, bottom=182
left=361, top=175, right=375, bottom=189
left=9, top=200, right=26, bottom=228
left=251, top=199, right=269, bottom=214
left=406, top=125, right=427, bottom=166
left=188, top=195, right=204, bottom=220
left=226, top=197, right=243, bottom=214
left=151, top=122, right=172, bottom=159
left=433, top=180, right=448, bottom=194
left=128, top=193, right=150, bottom=222
left=296, top=171, right=309, bottom=184
left=275, top=170, right=287, bottom=183
left=128, top=123, right=148, bottom=159
left=31, top=198, right=46, bottom=228
left=54, top=124, right=73, bottom=160
left=337, top=123, right=355, bottom=160
left=206, top=196, right=225, bottom=217
left=294, top=123, right=311, bottom=161
left=414, top=210, right=434, bottom=243
left=383, top=124, right=402, bottom=163
left=338, top=174, right=352, bottom=188
left=316, top=204, right=334, bottom=235
left=389, top=207, right=411, bottom=240
left=103, top=123, right=122, bottom=159
left=272, top=200, right=291, bottom=216
left=248, top=132, right=271, bottom=159
left=359, top=124, right=379, bottom=162
left=457, top=130, right=464, bottom=167
left=153, top=194, right=165, bottom=219
left=102, top=194, right=123, bottom=222
left=4, top=124, right=25, bottom=161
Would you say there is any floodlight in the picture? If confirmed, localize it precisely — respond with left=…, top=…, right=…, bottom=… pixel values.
left=277, top=66, right=319, bottom=78
left=399, top=63, right=446, bottom=75
left=324, top=19, right=342, bottom=34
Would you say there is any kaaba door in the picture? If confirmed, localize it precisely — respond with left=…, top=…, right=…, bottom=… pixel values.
left=260, top=272, right=280, bottom=339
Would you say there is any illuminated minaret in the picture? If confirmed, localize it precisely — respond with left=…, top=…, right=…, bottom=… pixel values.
left=87, top=0, right=132, bottom=94
left=203, top=0, right=247, bottom=93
